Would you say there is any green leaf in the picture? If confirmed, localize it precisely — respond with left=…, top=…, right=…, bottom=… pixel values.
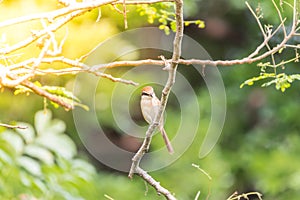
left=0, top=149, right=13, bottom=164
left=257, top=62, right=271, bottom=67
left=24, top=144, right=54, bottom=165
left=240, top=73, right=275, bottom=88
left=42, top=86, right=80, bottom=102
left=72, top=159, right=96, bottom=181
left=139, top=11, right=145, bottom=16
left=18, top=156, right=42, bottom=177
left=34, top=81, right=42, bottom=87
left=158, top=17, right=167, bottom=24
left=278, top=47, right=285, bottom=53
left=159, top=24, right=166, bottom=30
left=183, top=20, right=205, bottom=29
left=19, top=172, right=47, bottom=194
left=14, top=85, right=32, bottom=95
left=262, top=79, right=277, bottom=87
left=34, top=110, right=66, bottom=135
left=15, top=82, right=86, bottom=109
left=1, top=130, right=24, bottom=154
left=170, top=21, right=177, bottom=32
left=35, top=109, right=52, bottom=135
left=184, top=21, right=190, bottom=26
left=72, top=159, right=96, bottom=174
left=163, top=26, right=170, bottom=35
left=50, top=96, right=89, bottom=111
left=50, top=101, right=60, bottom=109
left=290, top=74, right=300, bottom=80
left=195, top=20, right=205, bottom=28
left=148, top=17, right=154, bottom=24
left=15, top=122, right=35, bottom=143
left=36, top=133, right=76, bottom=160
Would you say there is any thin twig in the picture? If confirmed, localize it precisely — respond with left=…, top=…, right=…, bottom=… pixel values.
left=246, top=1, right=277, bottom=70
left=0, top=0, right=117, bottom=29
left=227, top=191, right=263, bottom=200
left=7, top=56, right=138, bottom=86
left=123, top=0, right=128, bottom=29
left=194, top=191, right=201, bottom=200
left=0, top=10, right=85, bottom=55
left=272, top=0, right=287, bottom=37
left=191, top=164, right=212, bottom=180
left=104, top=194, right=115, bottom=200
left=0, top=0, right=171, bottom=29
left=112, top=0, right=174, bottom=5
left=0, top=123, right=27, bottom=129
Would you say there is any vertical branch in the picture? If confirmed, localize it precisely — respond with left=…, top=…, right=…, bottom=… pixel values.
left=159, top=0, right=183, bottom=119
left=123, top=0, right=128, bottom=29
left=128, top=0, right=184, bottom=199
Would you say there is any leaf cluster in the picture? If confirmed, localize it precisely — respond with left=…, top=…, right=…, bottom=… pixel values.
left=136, top=3, right=204, bottom=35
left=0, top=110, right=97, bottom=199
left=14, top=81, right=89, bottom=110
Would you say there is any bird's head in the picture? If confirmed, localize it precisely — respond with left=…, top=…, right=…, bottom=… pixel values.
left=141, top=86, right=154, bottom=97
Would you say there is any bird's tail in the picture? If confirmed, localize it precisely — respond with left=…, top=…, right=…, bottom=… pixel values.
left=160, top=127, right=174, bottom=154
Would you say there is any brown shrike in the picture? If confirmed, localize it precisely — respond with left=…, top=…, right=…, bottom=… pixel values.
left=140, top=86, right=174, bottom=154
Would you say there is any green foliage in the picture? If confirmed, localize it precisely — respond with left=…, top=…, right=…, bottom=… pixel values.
left=136, top=3, right=205, bottom=35
left=239, top=0, right=300, bottom=92
left=184, top=20, right=205, bottom=28
left=240, top=72, right=300, bottom=92
left=240, top=53, right=300, bottom=92
left=0, top=110, right=97, bottom=199
left=14, top=82, right=89, bottom=110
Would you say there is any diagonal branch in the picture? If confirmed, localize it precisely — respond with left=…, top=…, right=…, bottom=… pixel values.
left=0, top=0, right=117, bottom=29
left=0, top=0, right=172, bottom=29
left=136, top=167, right=176, bottom=200
left=21, top=80, right=74, bottom=110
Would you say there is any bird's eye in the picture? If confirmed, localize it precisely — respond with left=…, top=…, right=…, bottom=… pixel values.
left=142, top=92, right=152, bottom=97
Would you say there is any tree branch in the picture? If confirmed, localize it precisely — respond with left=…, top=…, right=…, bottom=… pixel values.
left=0, top=0, right=172, bottom=29
left=0, top=0, right=117, bottom=29
left=0, top=123, right=27, bottom=129
left=21, top=80, right=74, bottom=110
left=136, top=167, right=176, bottom=200
left=128, top=0, right=183, bottom=199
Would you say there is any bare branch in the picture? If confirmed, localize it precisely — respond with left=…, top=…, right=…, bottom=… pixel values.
left=128, top=0, right=183, bottom=199
left=112, top=0, right=174, bottom=5
left=246, top=1, right=277, bottom=68
left=0, top=0, right=172, bottom=29
left=123, top=0, right=128, bottom=29
left=272, top=0, right=287, bottom=37
left=226, top=191, right=263, bottom=200
left=136, top=167, right=176, bottom=200
left=0, top=10, right=83, bottom=55
left=0, top=0, right=117, bottom=29
left=94, top=72, right=138, bottom=86
left=91, top=59, right=164, bottom=70
left=0, top=123, right=27, bottom=129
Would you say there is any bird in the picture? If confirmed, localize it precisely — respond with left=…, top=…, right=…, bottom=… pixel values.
left=140, top=86, right=174, bottom=154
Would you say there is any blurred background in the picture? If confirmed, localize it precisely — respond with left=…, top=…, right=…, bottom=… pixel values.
left=1, top=0, right=300, bottom=199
